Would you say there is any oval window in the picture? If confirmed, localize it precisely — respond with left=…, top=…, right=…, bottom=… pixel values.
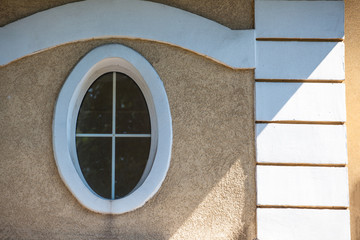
left=53, top=44, right=172, bottom=214
left=76, top=72, right=152, bottom=200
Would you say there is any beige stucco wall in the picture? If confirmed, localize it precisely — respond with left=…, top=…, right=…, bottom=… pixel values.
left=345, top=0, right=360, bottom=239
left=0, top=39, right=256, bottom=239
left=0, top=0, right=253, bottom=29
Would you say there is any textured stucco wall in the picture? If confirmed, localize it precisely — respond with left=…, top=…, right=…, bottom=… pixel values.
left=0, top=39, right=256, bottom=239
left=0, top=0, right=253, bottom=29
left=345, top=0, right=360, bottom=239
left=0, top=0, right=80, bottom=26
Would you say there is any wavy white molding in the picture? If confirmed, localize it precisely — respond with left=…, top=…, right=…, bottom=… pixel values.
left=0, top=0, right=255, bottom=68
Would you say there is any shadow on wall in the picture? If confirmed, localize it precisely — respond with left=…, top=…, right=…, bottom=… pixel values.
left=256, top=41, right=344, bottom=136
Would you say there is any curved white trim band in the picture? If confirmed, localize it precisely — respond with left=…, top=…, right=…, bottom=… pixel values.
left=0, top=0, right=255, bottom=68
left=53, top=44, right=172, bottom=214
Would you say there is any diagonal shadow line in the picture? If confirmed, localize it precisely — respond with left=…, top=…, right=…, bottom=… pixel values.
left=256, top=41, right=342, bottom=136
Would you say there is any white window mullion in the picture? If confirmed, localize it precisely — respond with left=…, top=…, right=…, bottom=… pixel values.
left=111, top=72, right=116, bottom=200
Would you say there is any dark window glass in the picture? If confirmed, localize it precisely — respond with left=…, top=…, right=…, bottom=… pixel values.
left=76, top=73, right=113, bottom=134
left=115, top=138, right=151, bottom=198
left=76, top=137, right=112, bottom=199
left=75, top=72, right=151, bottom=200
left=116, top=73, right=151, bottom=134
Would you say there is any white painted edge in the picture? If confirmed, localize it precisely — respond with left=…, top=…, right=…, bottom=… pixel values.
left=257, top=208, right=351, bottom=240
left=0, top=0, right=255, bottom=68
left=257, top=166, right=349, bottom=207
left=255, top=0, right=344, bottom=39
left=255, top=82, right=346, bottom=121
left=53, top=44, right=172, bottom=214
left=256, top=41, right=345, bottom=80
left=256, top=124, right=348, bottom=164
left=256, top=0, right=344, bottom=1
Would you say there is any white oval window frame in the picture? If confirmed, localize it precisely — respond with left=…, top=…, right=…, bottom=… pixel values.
left=53, top=44, right=172, bottom=214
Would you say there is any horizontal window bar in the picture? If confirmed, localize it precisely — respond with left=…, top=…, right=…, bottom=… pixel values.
left=115, top=134, right=151, bottom=137
left=76, top=133, right=151, bottom=137
left=76, top=133, right=112, bottom=137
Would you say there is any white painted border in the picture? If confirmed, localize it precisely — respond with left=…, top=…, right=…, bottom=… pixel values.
left=53, top=44, right=172, bottom=214
left=256, top=124, right=348, bottom=164
left=0, top=0, right=255, bottom=68
left=256, top=41, right=345, bottom=80
left=256, top=82, right=346, bottom=121
left=257, top=166, right=349, bottom=207
left=255, top=0, right=344, bottom=39
left=257, top=208, right=351, bottom=240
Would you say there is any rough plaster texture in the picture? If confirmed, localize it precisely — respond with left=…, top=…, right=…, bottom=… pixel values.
left=0, top=0, right=81, bottom=26
left=0, top=0, right=253, bottom=29
left=147, top=0, right=253, bottom=29
left=345, top=0, right=360, bottom=239
left=0, top=39, right=256, bottom=239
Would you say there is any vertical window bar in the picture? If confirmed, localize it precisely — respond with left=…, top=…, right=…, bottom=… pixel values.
left=111, top=72, right=116, bottom=200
